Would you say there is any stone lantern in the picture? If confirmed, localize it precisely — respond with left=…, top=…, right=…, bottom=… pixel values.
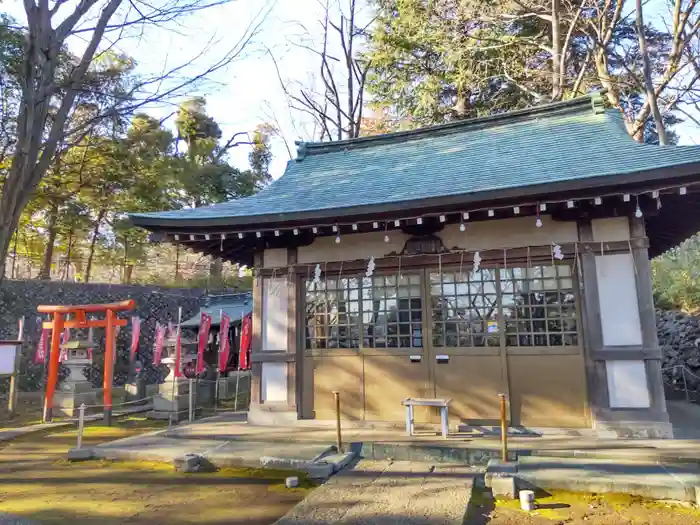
left=149, top=333, right=198, bottom=421
left=55, top=339, right=98, bottom=417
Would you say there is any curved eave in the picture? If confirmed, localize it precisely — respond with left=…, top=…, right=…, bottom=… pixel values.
left=130, top=161, right=700, bottom=231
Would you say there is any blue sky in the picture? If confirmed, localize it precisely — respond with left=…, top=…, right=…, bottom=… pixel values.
left=4, top=0, right=700, bottom=180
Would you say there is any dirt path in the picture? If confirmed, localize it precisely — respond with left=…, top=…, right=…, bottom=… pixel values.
left=0, top=417, right=311, bottom=525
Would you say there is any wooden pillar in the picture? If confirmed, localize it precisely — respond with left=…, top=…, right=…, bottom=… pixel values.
left=577, top=221, right=608, bottom=415
left=629, top=216, right=668, bottom=416
left=103, top=309, right=116, bottom=425
left=43, top=313, right=64, bottom=423
left=287, top=248, right=299, bottom=414
left=250, top=251, right=264, bottom=406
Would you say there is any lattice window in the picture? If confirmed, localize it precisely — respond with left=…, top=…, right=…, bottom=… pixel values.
left=501, top=265, right=578, bottom=346
left=304, top=273, right=423, bottom=349
left=362, top=274, right=423, bottom=348
left=430, top=269, right=500, bottom=348
left=305, top=277, right=361, bottom=349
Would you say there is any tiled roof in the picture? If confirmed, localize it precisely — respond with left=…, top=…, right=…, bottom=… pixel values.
left=130, top=94, right=700, bottom=227
left=181, top=293, right=252, bottom=328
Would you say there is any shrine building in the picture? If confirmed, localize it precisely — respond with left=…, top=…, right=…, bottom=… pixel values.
left=130, top=93, right=700, bottom=437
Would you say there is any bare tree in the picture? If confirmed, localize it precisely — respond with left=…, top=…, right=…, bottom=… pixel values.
left=491, top=0, right=700, bottom=141
left=635, top=0, right=668, bottom=144
left=0, top=0, right=269, bottom=283
left=270, top=0, right=371, bottom=142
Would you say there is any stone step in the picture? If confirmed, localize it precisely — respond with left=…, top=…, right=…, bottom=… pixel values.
left=526, top=448, right=700, bottom=466
left=359, top=441, right=516, bottom=465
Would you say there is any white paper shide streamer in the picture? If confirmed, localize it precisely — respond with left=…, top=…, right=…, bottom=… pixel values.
left=365, top=256, right=376, bottom=278
left=473, top=251, right=482, bottom=274
left=552, top=243, right=564, bottom=260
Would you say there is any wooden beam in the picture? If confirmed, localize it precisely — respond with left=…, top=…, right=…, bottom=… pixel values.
left=577, top=220, right=608, bottom=415
left=43, top=319, right=128, bottom=330
left=257, top=239, right=649, bottom=275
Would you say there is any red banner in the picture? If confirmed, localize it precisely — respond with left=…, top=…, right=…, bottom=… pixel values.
left=239, top=313, right=252, bottom=370
left=34, top=328, right=49, bottom=364
left=59, top=327, right=70, bottom=362
left=153, top=323, right=166, bottom=365
left=129, top=317, right=141, bottom=364
left=218, top=313, right=231, bottom=372
left=196, top=312, right=212, bottom=374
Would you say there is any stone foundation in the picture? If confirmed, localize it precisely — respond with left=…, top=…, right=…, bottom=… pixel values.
left=54, top=380, right=98, bottom=417
left=148, top=378, right=192, bottom=421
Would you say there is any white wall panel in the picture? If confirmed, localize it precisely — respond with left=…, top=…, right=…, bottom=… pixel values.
left=262, top=277, right=288, bottom=351
left=261, top=362, right=287, bottom=402
left=595, top=253, right=642, bottom=346
left=606, top=360, right=650, bottom=408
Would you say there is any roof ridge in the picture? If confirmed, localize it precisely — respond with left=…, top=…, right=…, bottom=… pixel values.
left=294, top=93, right=601, bottom=160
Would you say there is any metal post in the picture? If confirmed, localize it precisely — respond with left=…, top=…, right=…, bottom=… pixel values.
left=77, top=403, right=86, bottom=450
left=333, top=391, right=342, bottom=453
left=234, top=368, right=241, bottom=411
left=8, top=317, right=24, bottom=416
left=499, top=393, right=508, bottom=462
left=215, top=309, right=223, bottom=413
left=189, top=378, right=194, bottom=422
left=682, top=366, right=690, bottom=403
left=214, top=371, right=220, bottom=413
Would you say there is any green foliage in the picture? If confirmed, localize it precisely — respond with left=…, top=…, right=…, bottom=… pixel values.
left=7, top=80, right=272, bottom=284
left=652, top=235, right=700, bottom=312
left=365, top=0, right=685, bottom=142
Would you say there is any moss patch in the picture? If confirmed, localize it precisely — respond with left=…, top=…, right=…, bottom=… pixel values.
left=0, top=424, right=312, bottom=525
left=473, top=487, right=700, bottom=525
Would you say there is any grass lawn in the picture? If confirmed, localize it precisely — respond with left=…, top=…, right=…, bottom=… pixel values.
left=0, top=416, right=312, bottom=524
left=467, top=485, right=700, bottom=525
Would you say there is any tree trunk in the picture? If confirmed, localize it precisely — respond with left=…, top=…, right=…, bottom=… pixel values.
left=38, top=206, right=59, bottom=280
left=635, top=0, right=667, bottom=145
left=175, top=242, right=181, bottom=281
left=210, top=257, right=223, bottom=286
left=121, top=239, right=129, bottom=284
left=10, top=232, right=18, bottom=279
left=84, top=209, right=106, bottom=283
left=0, top=0, right=122, bottom=287
left=551, top=0, right=562, bottom=100
left=61, top=229, right=74, bottom=281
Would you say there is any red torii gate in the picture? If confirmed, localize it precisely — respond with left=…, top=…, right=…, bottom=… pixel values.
left=38, top=300, right=135, bottom=424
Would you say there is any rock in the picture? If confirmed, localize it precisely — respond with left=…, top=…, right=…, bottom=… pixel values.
left=173, top=453, right=215, bottom=473
left=67, top=448, right=93, bottom=461
left=285, top=476, right=300, bottom=488
left=657, top=308, right=700, bottom=397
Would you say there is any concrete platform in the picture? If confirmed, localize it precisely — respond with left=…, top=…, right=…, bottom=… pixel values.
left=517, top=456, right=700, bottom=503
left=91, top=411, right=700, bottom=465
left=92, top=414, right=354, bottom=478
